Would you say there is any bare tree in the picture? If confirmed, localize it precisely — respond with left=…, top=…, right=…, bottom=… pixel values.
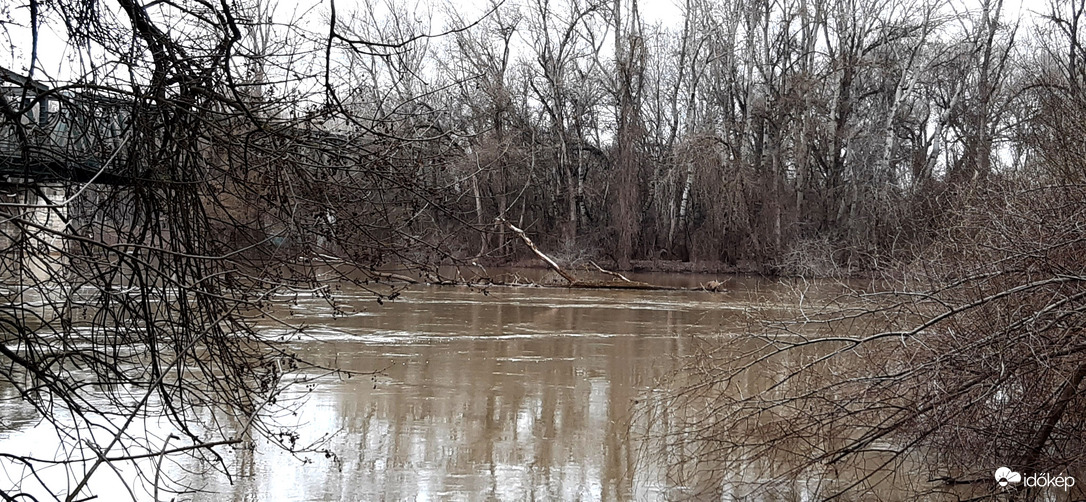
left=649, top=180, right=1086, bottom=500
left=610, top=0, right=645, bottom=269
left=0, top=0, right=483, bottom=499
left=645, top=4, right=1086, bottom=499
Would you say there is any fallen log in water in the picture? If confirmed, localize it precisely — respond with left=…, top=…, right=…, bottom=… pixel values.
left=561, top=279, right=682, bottom=290
left=496, top=217, right=578, bottom=284
left=495, top=217, right=693, bottom=292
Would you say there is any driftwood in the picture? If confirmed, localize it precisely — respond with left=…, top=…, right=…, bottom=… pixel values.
left=370, top=271, right=419, bottom=284
left=317, top=253, right=420, bottom=283
left=497, top=218, right=578, bottom=284
left=701, top=280, right=726, bottom=292
left=497, top=218, right=683, bottom=291
left=562, top=280, right=681, bottom=290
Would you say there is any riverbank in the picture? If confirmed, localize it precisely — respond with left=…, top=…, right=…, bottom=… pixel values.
left=498, top=257, right=763, bottom=276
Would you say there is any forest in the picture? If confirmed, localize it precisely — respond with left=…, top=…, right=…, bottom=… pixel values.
left=206, top=0, right=1070, bottom=276
left=4, top=0, right=1057, bottom=277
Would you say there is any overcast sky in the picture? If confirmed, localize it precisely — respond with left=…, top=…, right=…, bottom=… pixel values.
left=0, top=0, right=1056, bottom=86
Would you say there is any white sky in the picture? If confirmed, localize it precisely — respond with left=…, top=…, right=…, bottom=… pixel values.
left=0, top=0, right=690, bottom=83
left=0, top=0, right=1062, bottom=87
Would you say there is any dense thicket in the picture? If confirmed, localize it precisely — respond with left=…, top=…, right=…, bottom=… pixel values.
left=0, top=0, right=479, bottom=500
left=413, top=0, right=1029, bottom=271
left=18, top=0, right=1041, bottom=275
left=10, top=0, right=1055, bottom=274
left=646, top=0, right=1086, bottom=497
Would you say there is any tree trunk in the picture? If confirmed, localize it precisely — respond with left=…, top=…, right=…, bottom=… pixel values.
left=612, top=0, right=644, bottom=270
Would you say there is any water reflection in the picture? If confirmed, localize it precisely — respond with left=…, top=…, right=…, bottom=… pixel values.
left=194, top=284, right=761, bottom=501
left=6, top=276, right=1076, bottom=500
left=1, top=276, right=845, bottom=500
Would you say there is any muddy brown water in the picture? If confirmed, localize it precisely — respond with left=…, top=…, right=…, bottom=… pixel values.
left=193, top=274, right=811, bottom=501
left=3, top=274, right=969, bottom=501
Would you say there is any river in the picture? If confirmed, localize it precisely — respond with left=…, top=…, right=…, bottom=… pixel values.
left=0, top=274, right=850, bottom=500
left=189, top=274, right=801, bottom=501
left=4, top=273, right=1080, bottom=500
